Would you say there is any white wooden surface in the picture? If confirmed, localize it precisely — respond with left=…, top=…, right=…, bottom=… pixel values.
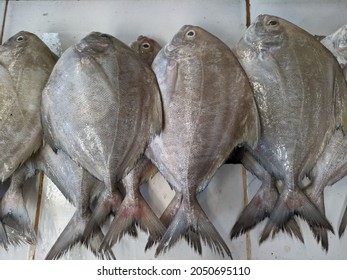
left=0, top=0, right=347, bottom=260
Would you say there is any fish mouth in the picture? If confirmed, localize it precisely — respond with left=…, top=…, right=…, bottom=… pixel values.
left=163, top=44, right=179, bottom=58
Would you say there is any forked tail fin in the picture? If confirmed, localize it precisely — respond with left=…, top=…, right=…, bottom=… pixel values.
left=339, top=205, right=347, bottom=238
left=260, top=188, right=333, bottom=243
left=145, top=192, right=182, bottom=251
left=84, top=189, right=122, bottom=239
left=1, top=190, right=36, bottom=245
left=271, top=218, right=304, bottom=243
left=45, top=211, right=115, bottom=260
left=155, top=196, right=232, bottom=259
left=231, top=182, right=278, bottom=239
left=99, top=193, right=165, bottom=252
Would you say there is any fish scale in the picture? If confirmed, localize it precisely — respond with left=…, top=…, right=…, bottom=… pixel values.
left=232, top=14, right=347, bottom=243
left=147, top=25, right=260, bottom=258
left=40, top=32, right=162, bottom=256
left=0, top=31, right=57, bottom=248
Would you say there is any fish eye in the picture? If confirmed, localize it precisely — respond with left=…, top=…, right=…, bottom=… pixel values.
left=186, top=30, right=196, bottom=38
left=268, top=20, right=278, bottom=26
left=99, top=33, right=109, bottom=38
left=142, top=43, right=150, bottom=49
left=16, top=35, right=24, bottom=42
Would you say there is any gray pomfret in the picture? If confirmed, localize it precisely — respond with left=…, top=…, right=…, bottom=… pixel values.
left=0, top=31, right=57, bottom=181
left=41, top=32, right=162, bottom=251
left=147, top=25, right=260, bottom=258
left=130, top=35, right=162, bottom=66
left=99, top=36, right=165, bottom=250
left=235, top=14, right=347, bottom=241
left=0, top=31, right=57, bottom=249
left=321, top=25, right=347, bottom=67
left=41, top=32, right=162, bottom=187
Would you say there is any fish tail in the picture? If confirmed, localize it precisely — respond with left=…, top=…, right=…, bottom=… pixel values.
left=304, top=190, right=329, bottom=251
left=271, top=218, right=304, bottom=243
left=86, top=226, right=116, bottom=260
left=0, top=222, right=9, bottom=250
left=260, top=188, right=333, bottom=243
left=145, top=192, right=182, bottom=251
left=1, top=189, right=36, bottom=245
left=230, top=182, right=278, bottom=239
left=100, top=194, right=165, bottom=251
left=83, top=189, right=117, bottom=239
left=45, top=210, right=115, bottom=260
left=338, top=205, right=347, bottom=238
left=45, top=211, right=85, bottom=260
left=155, top=196, right=232, bottom=259
left=309, top=225, right=329, bottom=252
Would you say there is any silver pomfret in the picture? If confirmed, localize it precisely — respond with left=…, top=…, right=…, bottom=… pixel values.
left=235, top=14, right=347, bottom=240
left=41, top=32, right=162, bottom=252
left=147, top=25, right=259, bottom=258
left=0, top=31, right=57, bottom=181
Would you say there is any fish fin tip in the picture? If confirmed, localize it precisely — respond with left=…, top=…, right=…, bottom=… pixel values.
left=338, top=205, right=347, bottom=238
left=231, top=185, right=277, bottom=239
left=45, top=212, right=85, bottom=260
left=156, top=202, right=232, bottom=259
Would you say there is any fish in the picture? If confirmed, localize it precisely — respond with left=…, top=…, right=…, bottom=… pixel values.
left=130, top=35, right=162, bottom=66
left=9, top=144, right=120, bottom=259
left=233, top=14, right=347, bottom=242
left=0, top=31, right=57, bottom=181
left=40, top=32, right=163, bottom=251
left=96, top=35, right=165, bottom=250
left=230, top=148, right=304, bottom=243
left=321, top=25, right=347, bottom=68
left=146, top=25, right=260, bottom=258
left=302, top=129, right=347, bottom=250
left=0, top=31, right=57, bottom=246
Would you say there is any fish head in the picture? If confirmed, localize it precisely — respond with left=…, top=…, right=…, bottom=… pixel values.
left=0, top=31, right=57, bottom=66
left=333, top=25, right=347, bottom=55
left=77, top=32, right=113, bottom=54
left=244, top=14, right=287, bottom=51
left=130, top=35, right=162, bottom=66
left=164, top=25, right=213, bottom=59
left=0, top=31, right=39, bottom=58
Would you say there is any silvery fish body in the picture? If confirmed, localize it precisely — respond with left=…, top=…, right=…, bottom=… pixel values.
left=147, top=25, right=259, bottom=258
left=0, top=31, right=57, bottom=181
left=99, top=35, right=165, bottom=250
left=41, top=32, right=162, bottom=251
left=234, top=14, right=347, bottom=240
left=42, top=32, right=162, bottom=187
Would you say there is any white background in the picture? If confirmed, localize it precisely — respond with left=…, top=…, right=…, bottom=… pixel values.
left=1, top=0, right=347, bottom=260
